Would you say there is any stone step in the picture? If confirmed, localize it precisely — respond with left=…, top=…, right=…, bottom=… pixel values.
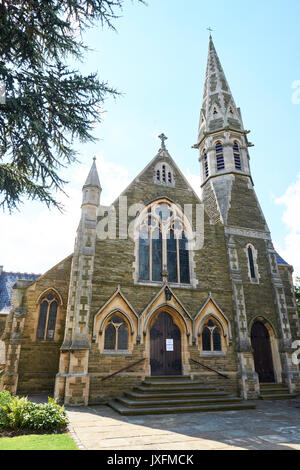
left=259, top=393, right=298, bottom=401
left=126, top=390, right=229, bottom=400
left=108, top=400, right=256, bottom=416
left=260, top=383, right=287, bottom=388
left=149, top=376, right=191, bottom=381
left=140, top=381, right=214, bottom=389
left=260, top=387, right=290, bottom=395
left=134, top=385, right=217, bottom=395
left=117, top=395, right=244, bottom=408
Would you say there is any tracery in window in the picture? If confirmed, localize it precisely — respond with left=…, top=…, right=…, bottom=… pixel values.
left=104, top=314, right=129, bottom=351
left=37, top=293, right=58, bottom=341
left=137, top=201, right=191, bottom=284
left=201, top=319, right=222, bottom=352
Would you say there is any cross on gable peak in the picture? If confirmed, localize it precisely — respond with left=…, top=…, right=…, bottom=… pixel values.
left=158, top=133, right=168, bottom=150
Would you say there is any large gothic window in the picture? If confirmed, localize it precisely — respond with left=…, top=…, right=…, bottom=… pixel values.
left=138, top=201, right=191, bottom=284
left=104, top=314, right=129, bottom=351
left=37, top=293, right=58, bottom=341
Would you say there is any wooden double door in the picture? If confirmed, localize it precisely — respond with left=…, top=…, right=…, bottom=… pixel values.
left=150, top=312, right=182, bottom=376
left=251, top=321, right=275, bottom=383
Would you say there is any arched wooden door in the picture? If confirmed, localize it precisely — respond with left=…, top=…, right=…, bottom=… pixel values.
left=251, top=321, right=275, bottom=383
left=150, top=312, right=182, bottom=376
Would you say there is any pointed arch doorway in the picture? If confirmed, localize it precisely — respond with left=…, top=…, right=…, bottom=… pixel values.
left=251, top=321, right=275, bottom=383
left=150, top=311, right=182, bottom=376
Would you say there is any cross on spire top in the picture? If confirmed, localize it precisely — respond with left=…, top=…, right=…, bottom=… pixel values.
left=207, top=27, right=213, bottom=36
left=158, top=133, right=168, bottom=150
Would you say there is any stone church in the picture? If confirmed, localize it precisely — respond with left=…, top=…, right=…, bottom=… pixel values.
left=1, top=36, right=300, bottom=412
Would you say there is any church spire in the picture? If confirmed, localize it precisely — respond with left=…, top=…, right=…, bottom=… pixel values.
left=198, top=35, right=244, bottom=145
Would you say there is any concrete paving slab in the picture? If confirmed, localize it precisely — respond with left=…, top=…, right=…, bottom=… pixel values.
left=65, top=399, right=300, bottom=450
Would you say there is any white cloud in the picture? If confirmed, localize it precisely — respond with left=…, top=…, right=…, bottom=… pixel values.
left=274, top=173, right=300, bottom=279
left=0, top=154, right=131, bottom=274
left=184, top=168, right=201, bottom=198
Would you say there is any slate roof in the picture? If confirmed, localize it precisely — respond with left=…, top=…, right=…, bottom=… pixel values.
left=0, top=270, right=40, bottom=314
left=275, top=252, right=290, bottom=266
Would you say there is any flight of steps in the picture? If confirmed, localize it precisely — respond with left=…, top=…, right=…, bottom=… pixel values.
left=259, top=383, right=298, bottom=400
left=108, top=376, right=256, bottom=416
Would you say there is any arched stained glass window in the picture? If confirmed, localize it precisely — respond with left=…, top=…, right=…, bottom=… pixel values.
left=37, top=293, right=58, bottom=341
left=104, top=315, right=129, bottom=351
left=216, top=141, right=225, bottom=170
left=138, top=202, right=191, bottom=285
left=201, top=319, right=222, bottom=352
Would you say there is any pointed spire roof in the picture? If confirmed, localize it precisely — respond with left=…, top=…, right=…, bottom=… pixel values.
left=197, top=35, right=244, bottom=144
left=83, top=156, right=101, bottom=189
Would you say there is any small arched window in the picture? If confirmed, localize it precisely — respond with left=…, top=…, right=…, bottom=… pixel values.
left=37, top=293, right=58, bottom=341
left=203, top=150, right=209, bottom=178
left=233, top=141, right=242, bottom=170
left=104, top=314, right=129, bottom=351
left=215, top=141, right=225, bottom=170
left=202, top=319, right=222, bottom=352
left=247, top=245, right=257, bottom=280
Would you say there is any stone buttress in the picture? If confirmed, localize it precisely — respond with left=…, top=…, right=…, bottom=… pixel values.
left=54, top=159, right=101, bottom=405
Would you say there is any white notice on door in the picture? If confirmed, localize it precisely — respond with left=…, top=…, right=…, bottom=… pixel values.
left=166, top=339, right=174, bottom=351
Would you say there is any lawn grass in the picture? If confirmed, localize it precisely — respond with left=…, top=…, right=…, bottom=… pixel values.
left=0, top=433, right=78, bottom=450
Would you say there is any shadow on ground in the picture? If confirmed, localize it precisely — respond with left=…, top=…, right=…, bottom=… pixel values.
left=55, top=397, right=300, bottom=450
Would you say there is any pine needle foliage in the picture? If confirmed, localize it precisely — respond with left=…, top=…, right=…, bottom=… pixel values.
left=0, top=0, right=145, bottom=211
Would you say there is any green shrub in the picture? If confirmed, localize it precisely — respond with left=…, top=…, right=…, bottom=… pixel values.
left=0, top=390, right=13, bottom=406
left=22, top=398, right=68, bottom=431
left=0, top=396, right=29, bottom=429
left=0, top=395, right=68, bottom=432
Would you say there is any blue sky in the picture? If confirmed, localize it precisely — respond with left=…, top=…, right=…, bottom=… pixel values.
left=1, top=0, right=300, bottom=278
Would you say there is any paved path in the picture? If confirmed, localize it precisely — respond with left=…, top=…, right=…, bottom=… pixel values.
left=66, top=399, right=300, bottom=450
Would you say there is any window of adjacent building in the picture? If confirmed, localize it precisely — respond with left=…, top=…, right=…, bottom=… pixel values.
left=215, top=141, right=225, bottom=170
left=104, top=314, right=129, bottom=351
left=201, top=319, right=222, bottom=352
left=138, top=201, right=191, bottom=285
left=37, top=293, right=58, bottom=341
left=233, top=141, right=242, bottom=170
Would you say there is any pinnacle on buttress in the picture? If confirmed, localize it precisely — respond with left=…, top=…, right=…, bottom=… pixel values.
left=82, top=156, right=101, bottom=207
left=83, top=156, right=101, bottom=190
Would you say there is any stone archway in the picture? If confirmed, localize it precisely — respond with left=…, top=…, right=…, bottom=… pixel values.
left=150, top=311, right=182, bottom=376
left=251, top=321, right=275, bottom=383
